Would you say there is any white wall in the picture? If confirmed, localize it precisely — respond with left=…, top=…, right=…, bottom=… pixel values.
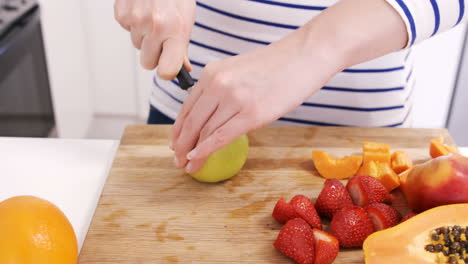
left=411, top=24, right=467, bottom=128
left=41, top=0, right=466, bottom=133
left=80, top=0, right=138, bottom=116
left=39, top=0, right=93, bottom=138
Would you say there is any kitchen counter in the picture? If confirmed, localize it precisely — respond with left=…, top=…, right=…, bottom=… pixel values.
left=0, top=137, right=119, bottom=252
left=0, top=136, right=466, bottom=253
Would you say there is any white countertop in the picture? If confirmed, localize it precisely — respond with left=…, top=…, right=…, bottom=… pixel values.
left=0, top=137, right=119, bottom=252
left=0, top=137, right=466, bottom=254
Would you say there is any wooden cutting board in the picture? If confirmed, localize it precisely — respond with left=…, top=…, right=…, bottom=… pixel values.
left=79, top=126, right=454, bottom=264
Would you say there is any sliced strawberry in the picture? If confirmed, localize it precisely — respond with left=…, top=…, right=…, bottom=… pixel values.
left=272, top=198, right=296, bottom=223
left=274, top=218, right=315, bottom=264
left=312, top=228, right=339, bottom=264
left=346, top=175, right=389, bottom=207
left=400, top=212, right=417, bottom=223
left=365, top=203, right=401, bottom=231
left=315, top=179, right=353, bottom=219
left=330, top=206, right=374, bottom=248
left=291, top=195, right=322, bottom=230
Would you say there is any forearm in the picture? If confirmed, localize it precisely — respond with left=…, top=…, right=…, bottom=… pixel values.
left=300, top=0, right=408, bottom=71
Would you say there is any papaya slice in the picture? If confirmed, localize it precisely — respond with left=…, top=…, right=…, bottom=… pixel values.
left=364, top=203, right=468, bottom=264
left=391, top=151, right=413, bottom=174
left=312, top=151, right=362, bottom=179
left=430, top=137, right=459, bottom=158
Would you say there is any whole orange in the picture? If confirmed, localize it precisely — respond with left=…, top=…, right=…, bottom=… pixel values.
left=0, top=195, right=78, bottom=264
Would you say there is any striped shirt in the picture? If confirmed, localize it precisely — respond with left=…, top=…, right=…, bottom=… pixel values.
left=150, top=0, right=464, bottom=127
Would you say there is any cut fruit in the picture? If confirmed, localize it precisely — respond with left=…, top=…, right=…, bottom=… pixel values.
left=312, top=151, right=362, bottom=180
left=274, top=218, right=315, bottom=264
left=430, top=137, right=459, bottom=159
left=363, top=142, right=390, bottom=153
left=312, top=229, right=339, bottom=264
left=365, top=203, right=401, bottom=231
left=357, top=161, right=400, bottom=191
left=363, top=204, right=468, bottom=264
left=315, top=179, right=353, bottom=219
left=391, top=151, right=413, bottom=174
left=363, top=151, right=391, bottom=164
left=330, top=206, right=374, bottom=248
left=272, top=195, right=322, bottom=229
left=346, top=175, right=389, bottom=207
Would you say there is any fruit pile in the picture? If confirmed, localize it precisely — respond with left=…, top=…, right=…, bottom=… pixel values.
left=312, top=141, right=412, bottom=191
left=272, top=175, right=414, bottom=264
left=272, top=138, right=468, bottom=264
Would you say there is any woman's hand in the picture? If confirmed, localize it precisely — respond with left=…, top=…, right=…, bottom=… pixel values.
left=171, top=27, right=345, bottom=174
left=114, top=0, right=196, bottom=79
left=170, top=0, right=407, bottom=174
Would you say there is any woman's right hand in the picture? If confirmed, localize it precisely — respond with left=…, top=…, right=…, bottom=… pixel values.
left=114, top=0, right=196, bottom=79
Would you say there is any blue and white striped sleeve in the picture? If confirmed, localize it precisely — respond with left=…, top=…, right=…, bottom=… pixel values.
left=385, top=0, right=467, bottom=47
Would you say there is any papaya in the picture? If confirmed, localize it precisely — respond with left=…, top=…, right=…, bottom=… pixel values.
left=364, top=203, right=468, bottom=264
left=430, top=137, right=459, bottom=158
left=312, top=151, right=362, bottom=179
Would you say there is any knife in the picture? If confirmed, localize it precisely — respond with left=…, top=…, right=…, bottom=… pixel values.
left=176, top=65, right=195, bottom=91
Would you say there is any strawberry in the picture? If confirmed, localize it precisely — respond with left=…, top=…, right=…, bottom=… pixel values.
left=274, top=218, right=315, bottom=264
left=291, top=195, right=322, bottom=230
left=272, top=198, right=296, bottom=223
left=315, top=179, right=353, bottom=219
left=346, top=175, right=389, bottom=207
left=330, top=206, right=374, bottom=248
left=312, top=228, right=339, bottom=264
left=365, top=203, right=401, bottom=231
left=400, top=212, right=417, bottom=223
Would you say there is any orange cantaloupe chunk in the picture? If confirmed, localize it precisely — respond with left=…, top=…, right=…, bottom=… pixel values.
left=391, top=151, right=413, bottom=174
left=312, top=151, right=363, bottom=180
left=357, top=160, right=400, bottom=191
left=363, top=151, right=391, bottom=164
left=430, top=137, right=459, bottom=158
left=362, top=142, right=391, bottom=153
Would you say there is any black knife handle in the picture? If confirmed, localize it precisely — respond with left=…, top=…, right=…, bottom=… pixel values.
left=176, top=65, right=195, bottom=90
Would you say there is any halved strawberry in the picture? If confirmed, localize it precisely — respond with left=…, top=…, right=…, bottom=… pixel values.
left=365, top=203, right=401, bottom=231
left=291, top=195, right=322, bottom=230
left=272, top=198, right=296, bottom=223
left=312, top=228, right=339, bottom=264
left=400, top=212, right=417, bottom=223
left=346, top=175, right=389, bottom=207
left=274, top=218, right=315, bottom=264
left=315, top=179, right=353, bottom=219
left=330, top=206, right=374, bottom=248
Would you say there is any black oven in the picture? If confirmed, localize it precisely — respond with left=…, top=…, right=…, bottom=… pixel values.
left=0, top=0, right=54, bottom=137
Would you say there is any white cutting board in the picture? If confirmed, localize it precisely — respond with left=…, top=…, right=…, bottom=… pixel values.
left=0, top=137, right=118, bottom=252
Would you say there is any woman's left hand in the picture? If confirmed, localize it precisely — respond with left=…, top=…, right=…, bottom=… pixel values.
left=171, top=27, right=343, bottom=174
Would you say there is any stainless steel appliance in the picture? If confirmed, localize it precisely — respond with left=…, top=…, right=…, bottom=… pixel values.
left=0, top=0, right=54, bottom=137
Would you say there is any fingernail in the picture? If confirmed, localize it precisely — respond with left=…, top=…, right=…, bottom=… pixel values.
left=187, top=149, right=197, bottom=160
left=186, top=162, right=193, bottom=173
left=169, top=140, right=174, bottom=150
left=174, top=156, right=181, bottom=167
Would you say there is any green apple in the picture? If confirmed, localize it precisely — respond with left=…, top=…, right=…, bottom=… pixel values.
left=190, top=135, right=249, bottom=183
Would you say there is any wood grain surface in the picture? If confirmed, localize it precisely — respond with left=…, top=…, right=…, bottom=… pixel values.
left=79, top=126, right=454, bottom=264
